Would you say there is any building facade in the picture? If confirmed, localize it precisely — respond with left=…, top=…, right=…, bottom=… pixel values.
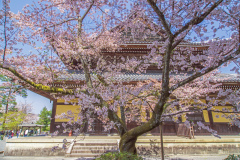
left=29, top=19, right=240, bottom=136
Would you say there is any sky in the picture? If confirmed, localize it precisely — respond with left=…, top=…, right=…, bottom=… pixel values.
left=16, top=91, right=53, bottom=114
left=7, top=0, right=53, bottom=114
left=2, top=1, right=238, bottom=114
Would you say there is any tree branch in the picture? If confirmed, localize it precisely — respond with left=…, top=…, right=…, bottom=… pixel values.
left=0, top=63, right=78, bottom=95
left=108, top=109, right=127, bottom=137
left=173, top=0, right=223, bottom=38
left=78, top=0, right=95, bottom=37
left=170, top=47, right=240, bottom=92
left=162, top=109, right=240, bottom=118
left=79, top=55, right=93, bottom=88
left=96, top=74, right=109, bottom=87
left=3, top=0, right=8, bottom=62
left=80, top=0, right=94, bottom=23
left=48, top=18, right=78, bottom=28
left=172, top=29, right=191, bottom=49
left=147, top=0, right=172, bottom=36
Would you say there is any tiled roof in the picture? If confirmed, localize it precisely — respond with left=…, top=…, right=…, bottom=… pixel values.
left=57, top=72, right=240, bottom=83
left=121, top=41, right=207, bottom=46
left=211, top=73, right=240, bottom=82
left=18, top=124, right=45, bottom=127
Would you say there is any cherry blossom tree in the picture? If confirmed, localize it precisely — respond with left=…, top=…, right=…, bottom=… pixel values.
left=0, top=0, right=240, bottom=155
left=0, top=74, right=27, bottom=129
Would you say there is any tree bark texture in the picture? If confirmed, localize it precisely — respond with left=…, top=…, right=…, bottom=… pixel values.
left=119, top=133, right=138, bottom=155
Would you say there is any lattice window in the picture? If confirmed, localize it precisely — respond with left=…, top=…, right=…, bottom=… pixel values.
left=186, top=112, right=203, bottom=121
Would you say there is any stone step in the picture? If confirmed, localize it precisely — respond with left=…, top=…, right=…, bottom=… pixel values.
left=65, top=153, right=101, bottom=157
left=71, top=148, right=118, bottom=153
left=67, top=142, right=118, bottom=157
left=73, top=146, right=118, bottom=150
left=71, top=150, right=107, bottom=154
left=74, top=143, right=117, bottom=146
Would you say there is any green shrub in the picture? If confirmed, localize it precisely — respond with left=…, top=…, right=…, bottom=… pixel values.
left=224, top=154, right=240, bottom=160
left=96, top=152, right=143, bottom=160
left=0, top=135, right=4, bottom=140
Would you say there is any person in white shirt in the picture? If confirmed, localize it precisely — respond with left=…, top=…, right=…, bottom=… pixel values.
left=25, top=130, right=28, bottom=137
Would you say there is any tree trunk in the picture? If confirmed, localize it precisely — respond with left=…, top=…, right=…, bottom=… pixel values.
left=119, top=134, right=138, bottom=155
left=2, top=85, right=12, bottom=130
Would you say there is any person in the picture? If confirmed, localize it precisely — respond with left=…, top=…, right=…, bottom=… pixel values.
left=19, top=129, right=22, bottom=137
left=62, top=138, right=67, bottom=150
left=30, top=129, right=33, bottom=136
left=11, top=130, right=14, bottom=138
left=0, top=131, right=4, bottom=141
left=0, top=131, right=3, bottom=140
left=25, top=129, right=28, bottom=137
left=16, top=130, right=19, bottom=138
left=8, top=130, right=12, bottom=139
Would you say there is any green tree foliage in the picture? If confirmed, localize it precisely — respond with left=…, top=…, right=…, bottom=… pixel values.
left=36, top=107, right=52, bottom=131
left=96, top=152, right=143, bottom=160
left=0, top=75, right=27, bottom=110
left=0, top=75, right=27, bottom=129
left=0, top=111, right=26, bottom=130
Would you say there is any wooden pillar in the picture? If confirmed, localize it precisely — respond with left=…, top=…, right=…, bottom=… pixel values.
left=207, top=110, right=214, bottom=129
left=206, top=100, right=214, bottom=129
left=50, top=99, right=57, bottom=133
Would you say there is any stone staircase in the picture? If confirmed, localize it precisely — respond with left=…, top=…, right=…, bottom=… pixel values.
left=65, top=140, right=119, bottom=158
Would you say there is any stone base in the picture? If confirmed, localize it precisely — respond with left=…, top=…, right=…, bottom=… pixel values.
left=137, top=144, right=240, bottom=156
left=4, top=148, right=65, bottom=156
left=4, top=137, right=67, bottom=156
left=4, top=136, right=240, bottom=156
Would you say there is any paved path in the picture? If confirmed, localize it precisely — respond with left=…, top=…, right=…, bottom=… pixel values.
left=0, top=155, right=229, bottom=160
left=0, top=157, right=93, bottom=160
left=0, top=138, right=6, bottom=152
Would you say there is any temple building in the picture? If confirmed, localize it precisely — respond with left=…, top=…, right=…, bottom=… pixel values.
left=30, top=17, right=240, bottom=136
left=51, top=74, right=240, bottom=136
left=31, top=45, right=240, bottom=136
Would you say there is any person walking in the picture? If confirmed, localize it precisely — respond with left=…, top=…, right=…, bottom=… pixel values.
left=8, top=130, right=12, bottom=139
left=11, top=130, right=14, bottom=138
left=16, top=130, right=19, bottom=138
left=25, top=129, right=28, bottom=137
left=5, top=131, right=9, bottom=138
